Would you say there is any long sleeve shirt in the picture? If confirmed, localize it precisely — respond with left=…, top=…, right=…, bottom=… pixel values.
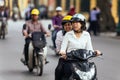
left=52, top=15, right=63, bottom=30
left=24, top=20, right=47, bottom=34
left=55, top=30, right=64, bottom=52
left=60, top=31, right=93, bottom=53
left=90, top=9, right=100, bottom=21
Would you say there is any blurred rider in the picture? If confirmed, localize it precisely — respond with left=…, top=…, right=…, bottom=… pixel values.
left=51, top=6, right=63, bottom=50
left=22, top=8, right=50, bottom=65
left=0, top=4, right=8, bottom=39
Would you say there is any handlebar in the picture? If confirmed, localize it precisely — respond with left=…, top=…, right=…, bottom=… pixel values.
left=66, top=49, right=103, bottom=61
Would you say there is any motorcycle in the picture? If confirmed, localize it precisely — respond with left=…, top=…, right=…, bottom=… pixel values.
left=12, top=13, right=18, bottom=21
left=21, top=32, right=47, bottom=76
left=61, top=49, right=102, bottom=80
left=48, top=24, right=61, bottom=55
left=0, top=17, right=7, bottom=39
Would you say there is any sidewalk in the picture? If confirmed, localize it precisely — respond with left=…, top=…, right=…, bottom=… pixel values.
left=100, top=32, right=120, bottom=39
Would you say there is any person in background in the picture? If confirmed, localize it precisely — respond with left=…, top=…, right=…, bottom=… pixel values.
left=12, top=5, right=19, bottom=20
left=67, top=6, right=76, bottom=16
left=0, top=7, right=8, bottom=18
left=51, top=6, right=63, bottom=51
left=38, top=4, right=48, bottom=19
left=0, top=6, right=8, bottom=39
left=88, top=7, right=101, bottom=36
left=24, top=6, right=34, bottom=21
left=4, top=7, right=9, bottom=19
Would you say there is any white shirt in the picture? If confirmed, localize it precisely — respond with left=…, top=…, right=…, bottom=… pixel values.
left=60, top=31, right=93, bottom=53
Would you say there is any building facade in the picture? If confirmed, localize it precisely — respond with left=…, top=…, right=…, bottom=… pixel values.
left=3, top=0, right=119, bottom=23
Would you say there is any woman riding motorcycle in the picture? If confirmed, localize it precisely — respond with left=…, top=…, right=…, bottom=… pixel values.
left=55, top=13, right=101, bottom=80
left=55, top=15, right=72, bottom=54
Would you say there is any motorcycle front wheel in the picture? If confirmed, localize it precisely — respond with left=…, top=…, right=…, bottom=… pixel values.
left=2, top=28, right=5, bottom=39
left=29, top=68, right=33, bottom=72
left=36, top=55, right=43, bottom=76
left=92, top=77, right=98, bottom=80
left=1, top=25, right=6, bottom=39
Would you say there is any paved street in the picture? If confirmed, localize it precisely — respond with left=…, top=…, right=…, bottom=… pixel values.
left=0, top=20, right=120, bottom=80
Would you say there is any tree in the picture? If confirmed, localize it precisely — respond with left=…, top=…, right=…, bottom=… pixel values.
left=97, top=0, right=116, bottom=31
left=116, top=0, right=120, bottom=36
left=34, top=0, right=39, bottom=8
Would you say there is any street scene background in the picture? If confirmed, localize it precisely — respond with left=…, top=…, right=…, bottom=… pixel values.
left=0, top=19, right=120, bottom=80
left=0, top=0, right=120, bottom=80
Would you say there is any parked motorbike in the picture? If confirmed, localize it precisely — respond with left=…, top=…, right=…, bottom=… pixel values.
left=61, top=49, right=102, bottom=80
left=21, top=32, right=47, bottom=76
left=0, top=17, right=7, bottom=39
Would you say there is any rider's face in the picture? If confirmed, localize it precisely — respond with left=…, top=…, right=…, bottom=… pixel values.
left=72, top=21, right=82, bottom=31
left=31, top=14, right=39, bottom=21
left=56, top=11, right=62, bottom=15
left=63, top=22, right=72, bottom=32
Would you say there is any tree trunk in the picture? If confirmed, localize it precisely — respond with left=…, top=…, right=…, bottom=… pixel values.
left=34, top=0, right=39, bottom=8
left=97, top=0, right=116, bottom=32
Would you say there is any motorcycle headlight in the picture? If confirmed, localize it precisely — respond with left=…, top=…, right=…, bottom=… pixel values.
left=75, top=65, right=95, bottom=80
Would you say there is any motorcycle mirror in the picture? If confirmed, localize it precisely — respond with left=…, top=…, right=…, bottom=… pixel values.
left=48, top=24, right=51, bottom=30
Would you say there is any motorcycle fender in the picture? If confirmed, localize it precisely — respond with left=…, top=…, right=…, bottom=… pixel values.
left=28, top=42, right=34, bottom=69
left=43, top=46, right=47, bottom=59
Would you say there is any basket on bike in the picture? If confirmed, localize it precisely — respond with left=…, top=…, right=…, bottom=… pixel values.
left=32, top=32, right=46, bottom=49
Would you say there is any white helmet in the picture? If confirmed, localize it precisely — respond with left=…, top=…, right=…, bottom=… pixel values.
left=71, top=13, right=86, bottom=23
left=56, top=6, right=62, bottom=11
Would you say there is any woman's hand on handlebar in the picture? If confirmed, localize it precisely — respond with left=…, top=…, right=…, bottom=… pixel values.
left=95, top=50, right=102, bottom=56
left=59, top=51, right=67, bottom=59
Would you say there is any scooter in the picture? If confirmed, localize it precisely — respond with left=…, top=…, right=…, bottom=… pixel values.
left=21, top=32, right=47, bottom=76
left=48, top=24, right=61, bottom=55
left=12, top=13, right=18, bottom=21
left=0, top=17, right=7, bottom=39
left=61, top=49, right=102, bottom=80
